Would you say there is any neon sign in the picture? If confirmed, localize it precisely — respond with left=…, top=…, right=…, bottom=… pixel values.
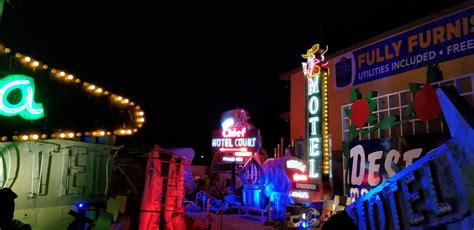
left=295, top=183, right=318, bottom=190
left=286, top=160, right=306, bottom=173
left=302, top=45, right=328, bottom=180
left=212, top=138, right=256, bottom=148
left=0, top=75, right=44, bottom=120
left=222, top=157, right=243, bottom=162
left=211, top=128, right=259, bottom=151
left=290, top=191, right=309, bottom=199
left=220, top=147, right=248, bottom=152
left=234, top=151, right=252, bottom=157
left=293, top=173, right=308, bottom=182
left=222, top=128, right=246, bottom=137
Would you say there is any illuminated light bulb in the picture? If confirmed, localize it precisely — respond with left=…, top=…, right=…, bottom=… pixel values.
left=1, top=136, right=7, bottom=141
left=60, top=133, right=66, bottom=138
left=136, top=106, right=140, bottom=110
left=51, top=69, right=57, bottom=74
left=133, top=128, right=138, bottom=132
left=12, top=136, right=18, bottom=140
left=32, top=61, right=40, bottom=67
left=67, top=75, right=74, bottom=80
left=24, top=57, right=31, bottom=62
left=96, top=88, right=103, bottom=93
left=92, top=131, right=97, bottom=136
left=126, top=129, right=132, bottom=134
left=4, top=48, right=11, bottom=53
left=76, top=133, right=82, bottom=137
left=42, top=64, right=48, bottom=69
left=59, top=71, right=66, bottom=77
left=83, top=82, right=89, bottom=86
left=123, top=99, right=129, bottom=104
left=85, top=132, right=90, bottom=136
left=32, top=134, right=39, bottom=140
left=138, top=111, right=144, bottom=116
left=138, top=124, right=143, bottom=128
left=119, top=129, right=126, bottom=134
left=116, top=96, right=123, bottom=101
left=138, top=118, right=145, bottom=123
left=15, top=53, right=21, bottom=58
left=75, top=79, right=81, bottom=83
left=68, top=133, right=74, bottom=138
left=51, top=134, right=57, bottom=138
left=130, top=102, right=135, bottom=106
left=104, top=91, right=110, bottom=95
left=99, top=131, right=105, bottom=136
left=89, top=85, right=96, bottom=90
left=106, top=131, right=112, bottom=136
left=41, top=134, right=47, bottom=139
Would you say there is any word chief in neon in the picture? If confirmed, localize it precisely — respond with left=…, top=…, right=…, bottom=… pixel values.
left=0, top=75, right=44, bottom=120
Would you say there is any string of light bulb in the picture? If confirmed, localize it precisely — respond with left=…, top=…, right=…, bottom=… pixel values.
left=0, top=44, right=145, bottom=142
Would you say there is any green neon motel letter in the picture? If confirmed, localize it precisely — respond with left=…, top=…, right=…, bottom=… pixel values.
left=0, top=75, right=44, bottom=120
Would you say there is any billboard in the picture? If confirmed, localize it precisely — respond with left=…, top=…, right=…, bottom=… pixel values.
left=334, top=7, right=474, bottom=88
left=344, top=133, right=450, bottom=198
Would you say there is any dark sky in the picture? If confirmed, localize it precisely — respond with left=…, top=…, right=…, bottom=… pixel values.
left=0, top=0, right=467, bottom=163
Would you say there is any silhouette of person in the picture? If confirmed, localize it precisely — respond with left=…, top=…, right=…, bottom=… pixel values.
left=321, top=210, right=357, bottom=230
left=0, top=188, right=31, bottom=230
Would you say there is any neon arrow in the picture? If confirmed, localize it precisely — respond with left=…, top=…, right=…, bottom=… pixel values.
left=234, top=151, right=252, bottom=156
left=219, top=147, right=248, bottom=152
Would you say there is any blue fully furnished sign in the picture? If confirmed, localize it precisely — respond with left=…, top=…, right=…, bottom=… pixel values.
left=338, top=7, right=474, bottom=86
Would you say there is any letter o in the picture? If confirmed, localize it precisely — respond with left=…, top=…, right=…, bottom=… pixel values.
left=308, top=96, right=319, bottom=115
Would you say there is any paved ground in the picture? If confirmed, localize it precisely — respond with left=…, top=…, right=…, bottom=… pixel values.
left=187, top=212, right=275, bottom=230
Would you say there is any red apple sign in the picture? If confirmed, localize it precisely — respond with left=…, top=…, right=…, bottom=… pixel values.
left=351, top=99, right=369, bottom=129
left=413, top=84, right=441, bottom=121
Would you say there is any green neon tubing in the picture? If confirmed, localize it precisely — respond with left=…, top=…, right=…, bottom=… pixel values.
left=0, top=75, right=44, bottom=120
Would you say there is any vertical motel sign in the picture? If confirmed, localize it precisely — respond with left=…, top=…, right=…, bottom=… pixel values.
left=302, top=44, right=330, bottom=181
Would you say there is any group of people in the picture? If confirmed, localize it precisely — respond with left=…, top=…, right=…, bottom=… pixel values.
left=188, top=175, right=242, bottom=200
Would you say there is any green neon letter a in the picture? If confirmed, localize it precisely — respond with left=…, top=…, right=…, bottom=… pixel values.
left=0, top=74, right=44, bottom=120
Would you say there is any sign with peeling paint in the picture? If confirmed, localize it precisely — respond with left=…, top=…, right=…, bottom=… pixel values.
left=345, top=133, right=449, bottom=198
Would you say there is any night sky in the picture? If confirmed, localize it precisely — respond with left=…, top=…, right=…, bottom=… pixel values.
left=0, top=0, right=467, bottom=164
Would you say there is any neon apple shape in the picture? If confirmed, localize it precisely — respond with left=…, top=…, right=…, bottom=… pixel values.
left=0, top=75, right=44, bottom=120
